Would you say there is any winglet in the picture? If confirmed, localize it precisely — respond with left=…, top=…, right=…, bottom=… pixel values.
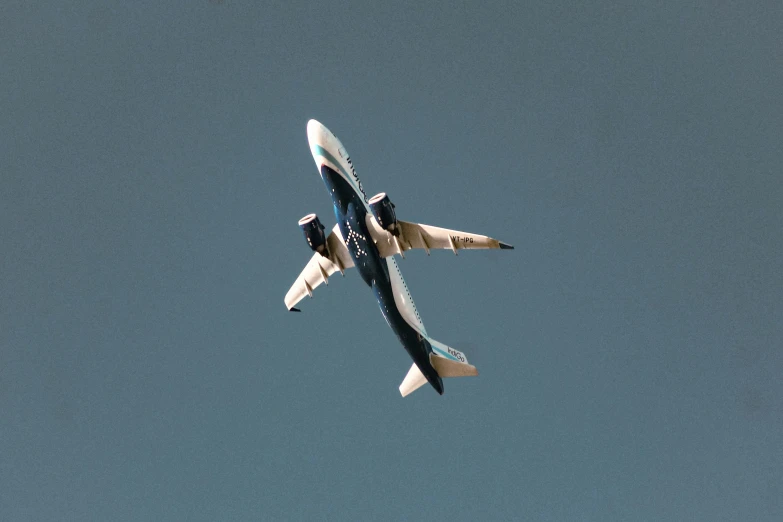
left=289, top=307, right=301, bottom=312
left=499, top=242, right=514, bottom=249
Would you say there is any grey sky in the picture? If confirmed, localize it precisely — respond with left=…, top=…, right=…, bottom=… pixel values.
left=1, top=1, right=781, bottom=520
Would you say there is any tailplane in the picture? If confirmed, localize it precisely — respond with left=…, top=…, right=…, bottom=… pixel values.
left=399, top=363, right=428, bottom=397
left=398, top=337, right=478, bottom=397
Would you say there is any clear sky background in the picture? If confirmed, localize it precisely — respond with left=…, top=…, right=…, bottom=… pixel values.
left=2, top=1, right=781, bottom=520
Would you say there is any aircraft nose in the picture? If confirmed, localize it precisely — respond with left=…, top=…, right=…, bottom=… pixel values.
left=307, top=119, right=326, bottom=147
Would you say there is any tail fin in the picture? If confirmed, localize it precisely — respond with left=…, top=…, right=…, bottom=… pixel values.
left=398, top=338, right=478, bottom=398
left=427, top=337, right=478, bottom=378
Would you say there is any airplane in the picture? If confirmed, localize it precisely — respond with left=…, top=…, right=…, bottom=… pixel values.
left=285, top=119, right=513, bottom=397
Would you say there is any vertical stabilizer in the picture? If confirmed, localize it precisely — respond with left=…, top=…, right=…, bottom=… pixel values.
left=427, top=337, right=478, bottom=378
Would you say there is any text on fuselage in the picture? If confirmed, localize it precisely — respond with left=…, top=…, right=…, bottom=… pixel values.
left=345, top=156, right=368, bottom=203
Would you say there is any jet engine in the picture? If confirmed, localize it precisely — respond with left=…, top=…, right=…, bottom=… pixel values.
left=298, top=213, right=329, bottom=257
left=368, top=192, right=399, bottom=236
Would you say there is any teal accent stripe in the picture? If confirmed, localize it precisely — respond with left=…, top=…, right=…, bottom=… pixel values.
left=432, top=345, right=460, bottom=361
left=313, top=145, right=363, bottom=196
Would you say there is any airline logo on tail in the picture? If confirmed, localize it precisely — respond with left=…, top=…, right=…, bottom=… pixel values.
left=447, top=346, right=466, bottom=362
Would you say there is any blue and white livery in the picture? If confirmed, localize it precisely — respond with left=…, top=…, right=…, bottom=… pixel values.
left=285, top=120, right=513, bottom=397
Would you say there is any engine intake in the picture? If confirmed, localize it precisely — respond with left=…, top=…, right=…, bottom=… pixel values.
left=298, top=213, right=329, bottom=257
left=368, top=192, right=399, bottom=236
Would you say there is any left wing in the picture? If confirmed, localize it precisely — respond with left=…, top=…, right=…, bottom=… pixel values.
left=284, top=224, right=354, bottom=311
left=366, top=215, right=514, bottom=258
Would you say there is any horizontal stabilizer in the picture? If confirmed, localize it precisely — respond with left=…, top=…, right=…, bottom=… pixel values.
left=399, top=363, right=428, bottom=397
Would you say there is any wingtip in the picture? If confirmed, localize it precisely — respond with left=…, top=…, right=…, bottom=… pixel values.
left=499, top=242, right=514, bottom=250
left=289, top=307, right=301, bottom=312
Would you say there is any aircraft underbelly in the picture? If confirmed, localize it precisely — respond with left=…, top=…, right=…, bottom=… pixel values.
left=322, top=164, right=442, bottom=391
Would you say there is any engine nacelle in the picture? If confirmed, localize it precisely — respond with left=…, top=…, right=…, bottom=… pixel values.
left=368, top=192, right=399, bottom=236
left=298, top=213, right=329, bottom=257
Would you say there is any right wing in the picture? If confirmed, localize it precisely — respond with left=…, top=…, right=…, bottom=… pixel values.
left=366, top=215, right=514, bottom=258
left=284, top=224, right=354, bottom=311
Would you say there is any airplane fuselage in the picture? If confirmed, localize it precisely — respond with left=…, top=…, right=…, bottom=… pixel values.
left=293, top=119, right=506, bottom=396
left=318, top=163, right=444, bottom=394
